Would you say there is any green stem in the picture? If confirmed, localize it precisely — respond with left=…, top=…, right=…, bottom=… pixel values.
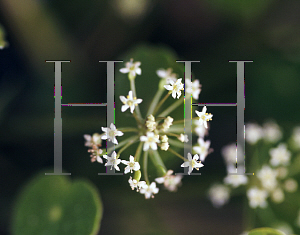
left=130, top=78, right=142, bottom=120
left=149, top=149, right=167, bottom=171
left=167, top=147, right=185, bottom=161
left=135, top=141, right=143, bottom=162
left=143, top=150, right=150, bottom=185
left=152, top=92, right=170, bottom=116
left=168, top=138, right=184, bottom=148
left=116, top=136, right=139, bottom=158
left=158, top=96, right=184, bottom=117
left=118, top=127, right=139, bottom=133
left=147, top=88, right=164, bottom=116
left=106, top=135, right=138, bottom=154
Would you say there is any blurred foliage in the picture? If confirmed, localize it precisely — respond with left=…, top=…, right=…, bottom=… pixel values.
left=11, top=171, right=103, bottom=235
left=248, top=227, right=286, bottom=235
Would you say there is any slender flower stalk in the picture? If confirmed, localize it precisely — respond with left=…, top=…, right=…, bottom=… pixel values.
left=158, top=96, right=184, bottom=117
left=147, top=88, right=165, bottom=116
left=143, top=150, right=150, bottom=185
left=152, top=92, right=170, bottom=116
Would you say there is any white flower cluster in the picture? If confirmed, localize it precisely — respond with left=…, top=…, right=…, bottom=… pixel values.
left=84, top=59, right=214, bottom=199
left=208, top=120, right=300, bottom=227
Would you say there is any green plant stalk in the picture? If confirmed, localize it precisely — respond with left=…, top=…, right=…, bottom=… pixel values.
left=106, top=135, right=138, bottom=154
left=158, top=95, right=184, bottom=117
left=167, top=147, right=185, bottom=161
left=116, top=136, right=139, bottom=158
left=147, top=88, right=164, bottom=116
left=168, top=138, right=184, bottom=148
left=135, top=141, right=143, bottom=162
left=143, top=150, right=150, bottom=185
left=152, top=92, right=171, bottom=116
left=118, top=127, right=139, bottom=133
left=149, top=150, right=167, bottom=171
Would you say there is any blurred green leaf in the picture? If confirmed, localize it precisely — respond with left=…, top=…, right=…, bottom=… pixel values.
left=206, top=0, right=274, bottom=23
left=12, top=171, right=103, bottom=235
left=248, top=227, right=286, bottom=235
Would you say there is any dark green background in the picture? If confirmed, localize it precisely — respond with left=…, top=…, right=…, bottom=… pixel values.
left=0, top=0, right=300, bottom=234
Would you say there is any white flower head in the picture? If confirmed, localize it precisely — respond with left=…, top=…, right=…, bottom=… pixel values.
left=276, top=167, right=288, bottom=179
left=101, top=123, right=124, bottom=145
left=121, top=155, right=140, bottom=174
left=119, top=58, right=141, bottom=79
left=128, top=177, right=146, bottom=191
left=146, top=115, right=157, bottom=131
left=139, top=182, right=159, bottom=199
left=181, top=153, right=204, bottom=175
left=257, top=165, right=278, bottom=191
left=284, top=178, right=298, bottom=192
left=119, top=90, right=142, bottom=113
left=140, top=132, right=160, bottom=151
left=87, top=145, right=103, bottom=163
left=195, top=106, right=213, bottom=129
left=102, top=151, right=121, bottom=171
left=185, top=78, right=202, bottom=100
left=164, top=78, right=184, bottom=99
left=161, top=116, right=173, bottom=132
left=193, top=138, right=211, bottom=162
left=156, top=68, right=177, bottom=84
left=208, top=184, right=230, bottom=208
left=223, top=168, right=248, bottom=188
left=262, top=121, right=282, bottom=143
left=178, top=134, right=188, bottom=143
left=84, top=133, right=102, bottom=147
left=271, top=187, right=285, bottom=203
left=247, top=187, right=268, bottom=209
left=161, top=135, right=168, bottom=143
left=194, top=118, right=209, bottom=138
left=221, top=143, right=243, bottom=166
left=155, top=170, right=182, bottom=192
left=160, top=142, right=169, bottom=151
left=269, top=143, right=291, bottom=167
left=245, top=123, right=263, bottom=144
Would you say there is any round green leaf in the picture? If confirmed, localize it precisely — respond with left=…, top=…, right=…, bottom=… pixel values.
left=11, top=171, right=103, bottom=235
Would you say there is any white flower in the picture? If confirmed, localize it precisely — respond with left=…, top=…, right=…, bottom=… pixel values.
left=284, top=178, right=298, bottom=192
left=87, top=145, right=103, bottom=163
left=128, top=177, right=146, bottom=191
left=119, top=90, right=142, bottom=113
left=164, top=78, right=184, bottom=99
left=139, top=182, right=159, bottom=199
left=223, top=169, right=248, bottom=188
left=146, top=115, right=157, bottom=131
left=101, top=123, right=124, bottom=145
left=257, top=165, right=278, bottom=191
left=185, top=78, right=202, bottom=100
left=161, top=116, right=173, bottom=131
left=140, top=132, right=160, bottom=151
left=155, top=170, right=182, bottom=192
left=193, top=138, right=211, bottom=162
left=275, top=167, right=288, bottom=179
left=102, top=151, right=121, bottom=171
left=245, top=123, right=263, bottom=144
left=181, top=153, right=204, bottom=175
left=178, top=134, right=188, bottom=143
left=271, top=188, right=285, bottom=203
left=84, top=133, right=102, bottom=147
left=121, top=155, right=140, bottom=174
left=247, top=187, right=268, bottom=208
left=161, top=135, right=168, bottom=143
left=194, top=119, right=208, bottom=138
left=161, top=142, right=169, bottom=151
left=156, top=68, right=177, bottom=84
left=269, top=143, right=291, bottom=167
left=262, top=121, right=282, bottom=143
left=208, top=184, right=230, bottom=208
left=119, top=58, right=141, bottom=79
left=195, top=106, right=213, bottom=129
left=221, top=143, right=243, bottom=166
